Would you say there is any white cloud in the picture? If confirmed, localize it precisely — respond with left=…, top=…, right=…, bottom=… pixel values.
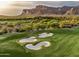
left=0, top=1, right=79, bottom=16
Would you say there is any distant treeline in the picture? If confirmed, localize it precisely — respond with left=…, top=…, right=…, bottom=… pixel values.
left=0, top=16, right=79, bottom=34
left=0, top=16, right=65, bottom=21
left=0, top=17, right=56, bottom=20
left=0, top=16, right=79, bottom=21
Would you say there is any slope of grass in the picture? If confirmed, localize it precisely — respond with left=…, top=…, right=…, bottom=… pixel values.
left=0, top=28, right=79, bottom=56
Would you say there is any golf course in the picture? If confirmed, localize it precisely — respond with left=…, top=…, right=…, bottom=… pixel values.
left=0, top=15, right=78, bottom=57
left=1, top=1, right=79, bottom=57
left=0, top=27, right=79, bottom=57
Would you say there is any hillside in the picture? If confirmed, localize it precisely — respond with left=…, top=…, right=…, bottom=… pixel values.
left=0, top=5, right=79, bottom=19
left=22, top=5, right=79, bottom=16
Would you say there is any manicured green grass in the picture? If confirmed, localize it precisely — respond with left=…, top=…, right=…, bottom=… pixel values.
left=0, top=28, right=79, bottom=57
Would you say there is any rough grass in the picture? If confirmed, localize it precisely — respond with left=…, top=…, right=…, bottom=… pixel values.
left=0, top=28, right=79, bottom=57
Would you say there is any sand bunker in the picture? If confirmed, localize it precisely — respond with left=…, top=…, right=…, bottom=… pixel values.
left=19, top=36, right=37, bottom=43
left=25, top=41, right=51, bottom=50
left=38, top=32, right=54, bottom=38
left=19, top=32, right=53, bottom=50
left=25, top=44, right=42, bottom=50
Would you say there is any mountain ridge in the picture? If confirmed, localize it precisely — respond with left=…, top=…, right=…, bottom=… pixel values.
left=21, top=5, right=79, bottom=16
left=0, top=5, right=79, bottom=19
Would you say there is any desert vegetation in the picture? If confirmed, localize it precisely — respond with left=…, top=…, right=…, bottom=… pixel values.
left=0, top=16, right=79, bottom=35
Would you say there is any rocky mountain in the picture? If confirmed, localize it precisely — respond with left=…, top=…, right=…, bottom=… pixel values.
left=21, top=5, right=79, bottom=16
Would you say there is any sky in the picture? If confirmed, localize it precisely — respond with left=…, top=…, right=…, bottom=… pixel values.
left=0, top=1, right=79, bottom=16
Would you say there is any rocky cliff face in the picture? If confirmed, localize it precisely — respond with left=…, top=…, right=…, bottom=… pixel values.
left=21, top=5, right=79, bottom=16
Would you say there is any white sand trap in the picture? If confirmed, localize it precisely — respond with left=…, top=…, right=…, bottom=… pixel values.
left=25, top=41, right=51, bottom=50
left=36, top=41, right=51, bottom=47
left=25, top=44, right=42, bottom=50
left=19, top=36, right=37, bottom=43
left=38, top=32, right=54, bottom=38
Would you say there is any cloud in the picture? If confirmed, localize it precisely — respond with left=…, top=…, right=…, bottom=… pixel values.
left=34, top=1, right=79, bottom=7
left=0, top=1, right=79, bottom=16
left=10, top=1, right=35, bottom=9
left=10, top=1, right=79, bottom=9
left=0, top=7, right=22, bottom=16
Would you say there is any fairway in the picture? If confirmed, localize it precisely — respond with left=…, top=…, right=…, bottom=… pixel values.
left=0, top=27, right=79, bottom=57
